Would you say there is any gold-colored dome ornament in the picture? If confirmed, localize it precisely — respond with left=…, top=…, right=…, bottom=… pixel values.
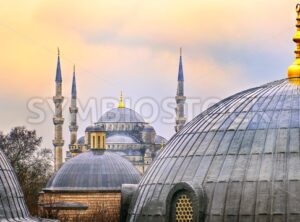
left=118, top=91, right=125, bottom=108
left=288, top=4, right=300, bottom=85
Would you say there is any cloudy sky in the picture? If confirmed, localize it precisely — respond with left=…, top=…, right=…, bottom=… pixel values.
left=0, top=0, right=298, bottom=153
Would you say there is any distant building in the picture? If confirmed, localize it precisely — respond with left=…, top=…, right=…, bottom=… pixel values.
left=46, top=45, right=187, bottom=221
left=51, top=49, right=187, bottom=174
left=67, top=94, right=167, bottom=173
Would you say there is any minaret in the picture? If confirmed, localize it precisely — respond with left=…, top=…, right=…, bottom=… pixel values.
left=69, top=65, right=78, bottom=147
left=53, top=48, right=64, bottom=171
left=175, top=48, right=186, bottom=132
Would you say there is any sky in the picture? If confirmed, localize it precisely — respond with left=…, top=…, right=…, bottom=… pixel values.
left=0, top=0, right=298, bottom=156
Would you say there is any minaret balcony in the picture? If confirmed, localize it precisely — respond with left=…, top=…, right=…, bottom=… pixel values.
left=175, top=95, right=186, bottom=103
left=53, top=139, right=64, bottom=146
left=176, top=118, right=187, bottom=124
left=53, top=96, right=64, bottom=103
left=69, top=125, right=79, bottom=131
left=53, top=117, right=64, bottom=125
left=69, top=107, right=78, bottom=113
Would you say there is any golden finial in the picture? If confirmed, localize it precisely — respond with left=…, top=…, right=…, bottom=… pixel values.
left=160, top=140, right=165, bottom=150
left=118, top=91, right=125, bottom=108
left=288, top=4, right=300, bottom=85
left=180, top=47, right=182, bottom=57
left=57, top=47, right=60, bottom=56
left=73, top=64, right=75, bottom=73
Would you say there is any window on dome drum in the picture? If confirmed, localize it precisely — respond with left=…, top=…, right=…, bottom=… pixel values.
left=171, top=192, right=194, bottom=222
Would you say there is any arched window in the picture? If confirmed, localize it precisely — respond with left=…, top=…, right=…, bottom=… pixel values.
left=167, top=182, right=205, bottom=222
left=171, top=191, right=194, bottom=222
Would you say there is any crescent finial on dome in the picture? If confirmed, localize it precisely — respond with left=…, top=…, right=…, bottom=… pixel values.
left=288, top=3, right=300, bottom=84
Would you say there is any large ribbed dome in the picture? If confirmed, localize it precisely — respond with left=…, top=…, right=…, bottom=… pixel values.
left=45, top=150, right=141, bottom=191
left=97, top=108, right=145, bottom=123
left=0, top=150, right=36, bottom=221
left=128, top=79, right=300, bottom=221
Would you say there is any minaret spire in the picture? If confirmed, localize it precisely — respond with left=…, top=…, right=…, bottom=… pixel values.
left=178, top=47, right=184, bottom=82
left=288, top=4, right=300, bottom=85
left=55, top=48, right=62, bottom=83
left=53, top=49, right=64, bottom=171
left=69, top=65, right=78, bottom=151
left=175, top=47, right=186, bottom=132
left=71, top=65, right=77, bottom=97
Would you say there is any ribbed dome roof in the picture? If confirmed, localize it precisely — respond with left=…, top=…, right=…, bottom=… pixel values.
left=129, top=79, right=300, bottom=221
left=106, top=134, right=138, bottom=144
left=0, top=150, right=36, bottom=221
left=45, top=150, right=141, bottom=192
left=97, top=108, right=145, bottom=123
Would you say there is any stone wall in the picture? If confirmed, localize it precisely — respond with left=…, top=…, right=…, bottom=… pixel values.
left=39, top=191, right=121, bottom=222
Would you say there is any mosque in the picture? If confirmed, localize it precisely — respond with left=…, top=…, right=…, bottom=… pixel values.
left=51, top=48, right=186, bottom=174
left=1, top=3, right=300, bottom=222
left=37, top=34, right=187, bottom=220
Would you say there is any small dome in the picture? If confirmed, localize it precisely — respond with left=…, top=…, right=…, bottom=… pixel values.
left=77, top=136, right=85, bottom=145
left=142, top=124, right=155, bottom=132
left=0, top=150, right=35, bottom=221
left=45, top=150, right=141, bottom=192
left=97, top=107, right=145, bottom=123
left=154, top=135, right=167, bottom=145
left=106, top=134, right=138, bottom=144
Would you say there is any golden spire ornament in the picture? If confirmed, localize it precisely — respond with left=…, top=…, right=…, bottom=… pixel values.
left=118, top=91, right=125, bottom=108
left=288, top=4, right=300, bottom=84
left=160, top=140, right=165, bottom=150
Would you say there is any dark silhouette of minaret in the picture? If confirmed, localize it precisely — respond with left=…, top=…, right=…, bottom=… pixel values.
left=53, top=48, right=64, bottom=171
left=175, top=48, right=186, bottom=132
left=69, top=65, right=78, bottom=148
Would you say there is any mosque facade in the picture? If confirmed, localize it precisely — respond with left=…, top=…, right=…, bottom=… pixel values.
left=52, top=48, right=186, bottom=174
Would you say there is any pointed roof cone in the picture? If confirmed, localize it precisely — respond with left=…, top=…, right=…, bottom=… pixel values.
left=55, top=48, right=62, bottom=83
left=178, top=47, right=184, bottom=81
left=72, top=65, right=77, bottom=97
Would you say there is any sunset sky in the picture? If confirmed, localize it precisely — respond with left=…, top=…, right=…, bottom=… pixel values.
left=0, top=0, right=298, bottom=153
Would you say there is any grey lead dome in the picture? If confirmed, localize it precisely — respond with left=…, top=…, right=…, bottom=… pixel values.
left=128, top=79, right=300, bottom=221
left=45, top=150, right=141, bottom=192
left=97, top=107, right=145, bottom=123
left=0, top=150, right=36, bottom=221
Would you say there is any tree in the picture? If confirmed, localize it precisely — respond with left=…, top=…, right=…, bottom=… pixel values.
left=0, top=126, right=53, bottom=215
